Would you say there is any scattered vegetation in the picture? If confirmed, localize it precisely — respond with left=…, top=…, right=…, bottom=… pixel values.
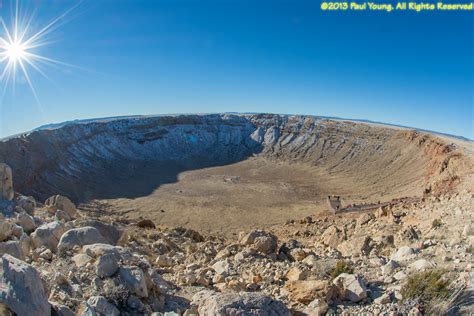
left=466, top=245, right=474, bottom=254
left=431, top=219, right=443, bottom=229
left=330, top=260, right=354, bottom=279
left=401, top=269, right=451, bottom=311
left=103, top=278, right=129, bottom=309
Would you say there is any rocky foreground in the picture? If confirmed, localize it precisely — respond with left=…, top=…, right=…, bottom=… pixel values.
left=0, top=162, right=472, bottom=315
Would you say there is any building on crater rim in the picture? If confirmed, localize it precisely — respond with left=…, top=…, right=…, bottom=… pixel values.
left=327, top=195, right=343, bottom=214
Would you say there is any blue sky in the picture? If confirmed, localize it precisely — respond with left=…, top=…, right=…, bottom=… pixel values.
left=0, top=0, right=472, bottom=138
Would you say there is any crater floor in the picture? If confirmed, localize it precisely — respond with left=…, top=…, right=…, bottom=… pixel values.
left=81, top=156, right=423, bottom=236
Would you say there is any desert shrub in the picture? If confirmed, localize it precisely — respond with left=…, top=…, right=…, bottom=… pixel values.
left=103, top=278, right=129, bottom=308
left=466, top=245, right=474, bottom=254
left=401, top=269, right=450, bottom=307
left=330, top=260, right=354, bottom=278
left=431, top=219, right=443, bottom=229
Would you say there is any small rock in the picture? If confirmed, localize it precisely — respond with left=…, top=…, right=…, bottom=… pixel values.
left=95, top=253, right=119, bottom=277
left=16, top=196, right=36, bottom=215
left=393, top=270, right=407, bottom=281
left=463, top=224, right=473, bottom=237
left=285, top=280, right=336, bottom=304
left=408, top=259, right=435, bottom=272
left=286, top=266, right=309, bottom=281
left=0, top=220, right=12, bottom=242
left=119, top=266, right=148, bottom=298
left=302, top=254, right=318, bottom=267
left=390, top=246, right=415, bottom=262
left=16, top=212, right=36, bottom=233
left=332, top=273, right=368, bottom=303
left=39, top=248, right=53, bottom=260
left=212, top=259, right=231, bottom=277
left=0, top=241, right=25, bottom=259
left=55, top=209, right=72, bottom=222
left=72, top=253, right=94, bottom=267
left=30, top=221, right=65, bottom=252
left=321, top=225, right=345, bottom=248
left=357, top=213, right=374, bottom=227
left=304, top=298, right=329, bottom=316
left=87, top=296, right=119, bottom=316
left=51, top=303, right=75, bottom=316
left=44, top=195, right=78, bottom=219
left=374, top=293, right=391, bottom=304
left=381, top=260, right=400, bottom=275
left=239, top=230, right=278, bottom=255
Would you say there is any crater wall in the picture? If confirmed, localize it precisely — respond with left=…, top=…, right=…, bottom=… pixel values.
left=0, top=114, right=469, bottom=204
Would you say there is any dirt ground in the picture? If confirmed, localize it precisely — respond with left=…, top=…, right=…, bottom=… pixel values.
left=81, top=156, right=426, bottom=237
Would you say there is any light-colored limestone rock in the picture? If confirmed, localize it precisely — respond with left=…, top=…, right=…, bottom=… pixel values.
left=284, top=280, right=335, bottom=304
left=30, top=221, right=65, bottom=252
left=332, top=273, right=368, bottom=303
left=16, top=196, right=36, bottom=215
left=192, top=290, right=290, bottom=315
left=119, top=266, right=148, bottom=298
left=16, top=212, right=36, bottom=233
left=57, top=227, right=108, bottom=253
left=239, top=230, right=278, bottom=255
left=408, top=259, right=435, bottom=272
left=0, top=220, right=12, bottom=242
left=381, top=260, right=399, bottom=275
left=87, top=296, right=119, bottom=316
left=95, top=253, right=119, bottom=277
left=0, top=254, right=50, bottom=315
left=0, top=241, right=24, bottom=260
left=0, top=164, right=13, bottom=201
left=45, top=195, right=78, bottom=219
left=390, top=246, right=415, bottom=262
left=286, top=266, right=309, bottom=281
left=321, top=225, right=345, bottom=248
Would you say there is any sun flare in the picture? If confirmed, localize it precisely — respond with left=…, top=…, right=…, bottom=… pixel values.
left=4, top=41, right=27, bottom=62
left=0, top=0, right=81, bottom=103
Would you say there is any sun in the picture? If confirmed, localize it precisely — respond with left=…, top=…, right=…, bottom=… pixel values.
left=0, top=0, right=82, bottom=104
left=4, top=40, right=27, bottom=63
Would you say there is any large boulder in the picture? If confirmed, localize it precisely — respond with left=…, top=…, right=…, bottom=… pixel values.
left=0, top=241, right=24, bottom=260
left=58, top=227, right=108, bottom=253
left=239, top=230, right=278, bottom=255
left=16, top=196, right=36, bottom=215
left=0, top=254, right=50, bottom=315
left=192, top=290, right=290, bottom=315
left=390, top=246, right=415, bottom=262
left=408, top=259, right=435, bottom=272
left=45, top=195, right=78, bottom=219
left=86, top=296, right=119, bottom=316
left=119, top=266, right=148, bottom=298
left=16, top=212, right=36, bottom=233
left=75, top=220, right=122, bottom=245
left=0, top=220, right=12, bottom=242
left=30, top=221, right=65, bottom=252
left=83, top=243, right=126, bottom=258
left=51, top=303, right=75, bottom=316
left=95, top=253, right=119, bottom=278
left=321, top=225, right=345, bottom=248
left=332, top=273, right=367, bottom=303
left=0, top=164, right=13, bottom=201
left=284, top=280, right=336, bottom=304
